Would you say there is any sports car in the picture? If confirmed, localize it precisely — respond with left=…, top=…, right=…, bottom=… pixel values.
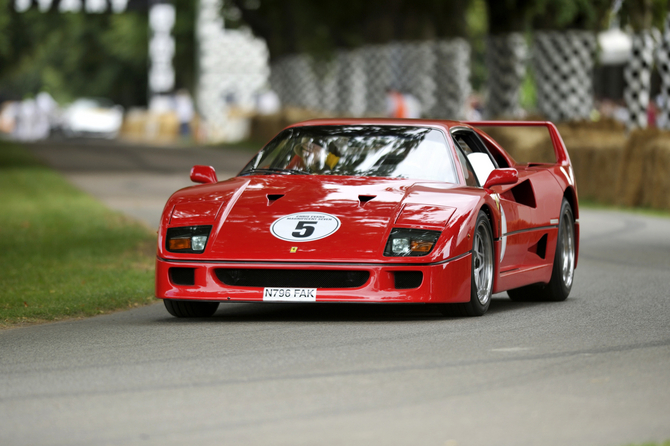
left=156, top=119, right=579, bottom=317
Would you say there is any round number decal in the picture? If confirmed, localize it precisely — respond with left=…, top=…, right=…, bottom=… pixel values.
left=270, top=212, right=341, bottom=242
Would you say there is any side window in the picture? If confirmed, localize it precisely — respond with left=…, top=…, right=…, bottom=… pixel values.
left=454, top=143, right=479, bottom=187
left=452, top=130, right=498, bottom=187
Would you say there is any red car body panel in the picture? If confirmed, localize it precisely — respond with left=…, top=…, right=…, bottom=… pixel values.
left=155, top=118, right=579, bottom=305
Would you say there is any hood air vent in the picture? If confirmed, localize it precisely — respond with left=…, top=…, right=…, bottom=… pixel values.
left=267, top=194, right=285, bottom=206
left=358, top=195, right=376, bottom=206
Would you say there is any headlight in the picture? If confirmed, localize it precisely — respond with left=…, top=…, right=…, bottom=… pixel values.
left=384, top=228, right=441, bottom=257
left=166, top=226, right=212, bottom=253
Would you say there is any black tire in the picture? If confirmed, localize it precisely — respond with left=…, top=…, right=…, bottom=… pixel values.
left=508, top=198, right=575, bottom=302
left=163, top=299, right=220, bottom=318
left=440, top=211, right=494, bottom=317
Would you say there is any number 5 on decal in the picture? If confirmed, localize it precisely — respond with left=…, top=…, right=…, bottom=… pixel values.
left=270, top=212, right=340, bottom=242
left=292, top=221, right=317, bottom=238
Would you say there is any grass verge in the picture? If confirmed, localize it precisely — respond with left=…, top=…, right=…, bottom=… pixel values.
left=0, top=140, right=156, bottom=329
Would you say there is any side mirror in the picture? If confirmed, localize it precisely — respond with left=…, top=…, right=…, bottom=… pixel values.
left=190, top=165, right=218, bottom=184
left=483, top=168, right=518, bottom=189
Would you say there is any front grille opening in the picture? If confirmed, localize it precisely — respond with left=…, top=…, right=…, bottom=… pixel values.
left=170, top=267, right=195, bottom=286
left=393, top=271, right=423, bottom=289
left=215, top=269, right=369, bottom=289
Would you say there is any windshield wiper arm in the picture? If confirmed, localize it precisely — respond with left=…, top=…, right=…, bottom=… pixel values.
left=240, top=168, right=305, bottom=176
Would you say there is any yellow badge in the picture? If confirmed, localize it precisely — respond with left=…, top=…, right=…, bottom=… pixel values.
left=290, top=247, right=298, bottom=253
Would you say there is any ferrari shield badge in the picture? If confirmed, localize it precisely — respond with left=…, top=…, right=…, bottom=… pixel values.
left=271, top=212, right=341, bottom=242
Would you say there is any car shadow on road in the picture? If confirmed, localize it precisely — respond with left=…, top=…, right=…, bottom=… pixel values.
left=154, top=294, right=547, bottom=324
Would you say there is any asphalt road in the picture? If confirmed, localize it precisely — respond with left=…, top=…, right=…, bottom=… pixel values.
left=1, top=139, right=669, bottom=446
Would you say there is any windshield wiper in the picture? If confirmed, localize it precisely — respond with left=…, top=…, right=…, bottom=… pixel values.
left=239, top=168, right=305, bottom=176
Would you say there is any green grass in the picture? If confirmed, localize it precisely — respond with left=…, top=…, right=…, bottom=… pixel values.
left=0, top=141, right=157, bottom=329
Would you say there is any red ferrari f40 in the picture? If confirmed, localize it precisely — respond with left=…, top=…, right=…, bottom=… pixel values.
left=156, top=119, right=578, bottom=317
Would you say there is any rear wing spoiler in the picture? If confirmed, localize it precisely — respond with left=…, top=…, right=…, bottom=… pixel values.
left=465, top=121, right=570, bottom=166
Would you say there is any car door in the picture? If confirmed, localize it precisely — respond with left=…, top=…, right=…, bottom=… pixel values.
left=450, top=128, right=528, bottom=272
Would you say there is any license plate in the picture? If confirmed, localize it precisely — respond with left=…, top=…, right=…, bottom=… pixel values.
left=263, top=287, right=317, bottom=302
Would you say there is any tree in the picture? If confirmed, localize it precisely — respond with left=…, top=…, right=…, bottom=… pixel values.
left=0, top=0, right=196, bottom=107
left=224, top=0, right=469, bottom=61
left=484, top=0, right=535, bottom=117
left=531, top=0, right=610, bottom=31
left=619, top=0, right=655, bottom=129
left=527, top=0, right=610, bottom=121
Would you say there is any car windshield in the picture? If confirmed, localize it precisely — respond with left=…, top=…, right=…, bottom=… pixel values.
left=239, top=125, right=458, bottom=183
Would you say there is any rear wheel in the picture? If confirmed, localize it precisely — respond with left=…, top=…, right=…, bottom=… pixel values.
left=164, top=299, right=220, bottom=318
left=508, top=198, right=575, bottom=302
left=439, top=211, right=493, bottom=317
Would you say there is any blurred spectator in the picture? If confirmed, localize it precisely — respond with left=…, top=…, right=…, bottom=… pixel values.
left=404, top=93, right=421, bottom=119
left=35, top=91, right=57, bottom=139
left=386, top=88, right=405, bottom=118
left=598, top=99, right=629, bottom=124
left=174, top=89, right=194, bottom=137
left=465, top=94, right=483, bottom=121
left=386, top=88, right=421, bottom=118
left=16, top=98, right=38, bottom=141
left=149, top=95, right=173, bottom=113
left=613, top=105, right=628, bottom=124
left=647, top=99, right=658, bottom=128
left=0, top=101, right=19, bottom=135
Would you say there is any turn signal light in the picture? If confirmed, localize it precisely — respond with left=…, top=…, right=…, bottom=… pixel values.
left=384, top=228, right=441, bottom=257
left=169, top=238, right=191, bottom=250
left=410, top=241, right=433, bottom=253
left=165, top=225, right=212, bottom=253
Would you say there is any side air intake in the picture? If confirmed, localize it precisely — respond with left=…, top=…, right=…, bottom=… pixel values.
left=502, top=180, right=536, bottom=208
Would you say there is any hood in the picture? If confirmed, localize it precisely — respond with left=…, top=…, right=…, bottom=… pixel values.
left=162, top=175, right=477, bottom=263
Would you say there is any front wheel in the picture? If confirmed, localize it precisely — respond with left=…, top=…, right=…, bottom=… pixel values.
left=508, top=198, right=575, bottom=302
left=164, top=299, right=220, bottom=318
left=439, top=211, right=494, bottom=317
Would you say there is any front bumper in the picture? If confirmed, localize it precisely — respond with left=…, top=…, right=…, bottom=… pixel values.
left=155, top=254, right=471, bottom=304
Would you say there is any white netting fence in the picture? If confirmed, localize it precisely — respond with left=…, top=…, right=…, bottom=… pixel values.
left=335, top=49, right=367, bottom=116
left=485, top=33, right=527, bottom=118
left=430, top=38, right=471, bottom=119
left=269, top=39, right=470, bottom=119
left=657, top=15, right=670, bottom=130
left=265, top=30, right=668, bottom=126
left=197, top=0, right=268, bottom=142
left=532, top=30, right=597, bottom=122
left=624, top=31, right=655, bottom=129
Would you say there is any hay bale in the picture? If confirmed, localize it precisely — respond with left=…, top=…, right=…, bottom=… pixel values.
left=121, top=109, right=148, bottom=140
left=479, top=121, right=627, bottom=204
left=618, top=129, right=670, bottom=210
left=479, top=126, right=554, bottom=163
left=158, top=112, right=179, bottom=140
left=249, top=113, right=286, bottom=145
left=644, top=136, right=670, bottom=210
left=558, top=121, right=626, bottom=204
left=616, top=128, right=662, bottom=208
left=249, top=108, right=334, bottom=144
left=121, top=110, right=179, bottom=144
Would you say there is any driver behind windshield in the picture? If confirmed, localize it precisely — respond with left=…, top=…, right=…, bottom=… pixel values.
left=287, top=138, right=326, bottom=172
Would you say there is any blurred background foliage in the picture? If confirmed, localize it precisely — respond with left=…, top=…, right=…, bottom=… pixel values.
left=0, top=0, right=195, bottom=107
left=0, top=0, right=667, bottom=107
